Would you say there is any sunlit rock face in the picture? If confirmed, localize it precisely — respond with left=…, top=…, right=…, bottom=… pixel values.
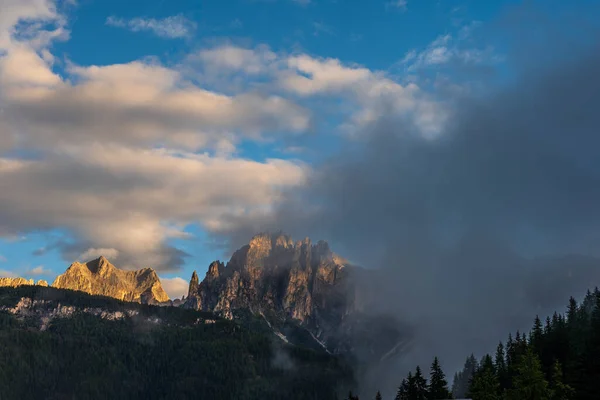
left=185, top=233, right=364, bottom=348
left=52, top=256, right=169, bottom=304
left=0, top=277, right=48, bottom=287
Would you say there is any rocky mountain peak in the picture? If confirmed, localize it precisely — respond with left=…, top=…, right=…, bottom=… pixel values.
left=206, top=261, right=224, bottom=281
left=85, top=256, right=115, bottom=276
left=185, top=232, right=354, bottom=345
left=52, top=256, right=169, bottom=304
left=0, top=277, right=48, bottom=288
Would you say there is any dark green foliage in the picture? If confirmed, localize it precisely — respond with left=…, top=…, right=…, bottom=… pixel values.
left=429, top=357, right=451, bottom=400
left=550, top=360, right=574, bottom=400
left=447, top=287, right=600, bottom=400
left=413, top=366, right=428, bottom=400
left=396, top=378, right=409, bottom=400
left=468, top=355, right=499, bottom=400
left=0, top=287, right=354, bottom=400
left=507, top=348, right=549, bottom=400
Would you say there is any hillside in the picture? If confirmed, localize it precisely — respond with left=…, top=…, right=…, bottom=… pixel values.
left=0, top=285, right=354, bottom=400
left=184, top=233, right=411, bottom=365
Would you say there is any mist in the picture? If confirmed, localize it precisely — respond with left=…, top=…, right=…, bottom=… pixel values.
left=213, top=2, right=600, bottom=395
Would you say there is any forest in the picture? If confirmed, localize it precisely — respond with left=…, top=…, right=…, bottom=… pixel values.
left=3, top=285, right=600, bottom=400
left=0, top=286, right=353, bottom=400
left=352, top=288, right=600, bottom=400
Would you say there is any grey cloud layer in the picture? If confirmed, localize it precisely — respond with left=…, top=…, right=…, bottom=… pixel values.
left=213, top=12, right=600, bottom=394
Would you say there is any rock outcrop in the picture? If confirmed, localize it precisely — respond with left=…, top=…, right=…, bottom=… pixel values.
left=52, top=256, right=169, bottom=304
left=185, top=233, right=358, bottom=349
left=0, top=277, right=48, bottom=287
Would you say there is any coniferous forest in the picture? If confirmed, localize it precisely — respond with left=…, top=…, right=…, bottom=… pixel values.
left=4, top=286, right=600, bottom=399
left=354, top=288, right=600, bottom=400
left=0, top=286, right=354, bottom=400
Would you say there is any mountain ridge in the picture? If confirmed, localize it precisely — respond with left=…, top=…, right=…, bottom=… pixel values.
left=52, top=256, right=169, bottom=304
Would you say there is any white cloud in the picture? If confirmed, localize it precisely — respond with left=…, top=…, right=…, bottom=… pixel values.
left=1, top=58, right=310, bottom=152
left=0, top=254, right=6, bottom=263
left=0, top=146, right=307, bottom=270
left=196, top=45, right=277, bottom=75
left=27, top=265, right=52, bottom=276
left=161, top=277, right=189, bottom=299
left=386, top=0, right=407, bottom=11
left=0, top=269, right=17, bottom=278
left=78, top=248, right=120, bottom=262
left=0, top=1, right=449, bottom=270
left=400, top=26, right=500, bottom=73
left=106, top=15, right=196, bottom=39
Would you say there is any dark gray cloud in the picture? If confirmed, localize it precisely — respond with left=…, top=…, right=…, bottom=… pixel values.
left=213, top=3, right=600, bottom=395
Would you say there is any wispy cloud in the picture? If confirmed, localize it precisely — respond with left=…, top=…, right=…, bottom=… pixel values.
left=399, top=24, right=502, bottom=73
left=105, top=15, right=196, bottom=39
left=0, top=270, right=16, bottom=278
left=27, top=265, right=52, bottom=276
left=0, top=254, right=6, bottom=263
left=312, top=22, right=335, bottom=36
left=386, top=0, right=408, bottom=11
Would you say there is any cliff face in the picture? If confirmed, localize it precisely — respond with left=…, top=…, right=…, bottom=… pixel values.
left=0, top=278, right=48, bottom=287
left=185, top=233, right=357, bottom=349
left=52, top=256, right=169, bottom=304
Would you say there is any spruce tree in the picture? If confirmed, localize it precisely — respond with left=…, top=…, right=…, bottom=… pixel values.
left=451, top=354, right=477, bottom=399
left=508, top=348, right=550, bottom=400
left=494, top=342, right=508, bottom=395
left=414, top=366, right=428, bottom=400
left=566, top=297, right=578, bottom=327
left=531, top=315, right=543, bottom=352
left=429, top=357, right=451, bottom=400
left=375, top=391, right=382, bottom=400
left=396, top=378, right=408, bottom=400
left=549, top=360, right=574, bottom=400
left=406, top=372, right=418, bottom=400
left=468, top=355, right=500, bottom=400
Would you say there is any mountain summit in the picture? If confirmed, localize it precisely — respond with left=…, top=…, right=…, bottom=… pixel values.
left=185, top=233, right=387, bottom=352
left=52, top=256, right=169, bottom=304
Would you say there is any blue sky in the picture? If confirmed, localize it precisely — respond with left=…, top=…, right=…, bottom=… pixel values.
left=0, top=0, right=571, bottom=298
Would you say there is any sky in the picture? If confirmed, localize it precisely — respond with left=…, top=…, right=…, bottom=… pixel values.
left=0, top=0, right=599, bottom=305
left=2, top=0, right=600, bottom=394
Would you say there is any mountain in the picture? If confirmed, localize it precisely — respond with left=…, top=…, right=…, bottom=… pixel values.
left=0, top=278, right=48, bottom=287
left=52, top=256, right=169, bottom=304
left=186, top=234, right=353, bottom=342
left=184, top=233, right=410, bottom=362
left=0, top=285, right=354, bottom=399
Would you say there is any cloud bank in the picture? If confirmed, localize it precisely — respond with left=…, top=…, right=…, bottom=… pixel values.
left=209, top=3, right=600, bottom=395
left=0, top=0, right=447, bottom=272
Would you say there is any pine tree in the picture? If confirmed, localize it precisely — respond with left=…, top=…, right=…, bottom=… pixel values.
left=566, top=297, right=578, bottom=327
left=375, top=391, right=382, bottom=400
left=414, top=366, right=428, bottom=400
left=429, top=357, right=451, bottom=400
left=531, top=315, right=543, bottom=353
left=347, top=391, right=360, bottom=400
left=549, top=360, right=574, bottom=400
left=508, top=348, right=550, bottom=400
left=406, top=372, right=418, bottom=400
left=451, top=354, right=477, bottom=399
left=494, top=342, right=508, bottom=395
left=468, top=355, right=499, bottom=400
left=396, top=378, right=408, bottom=400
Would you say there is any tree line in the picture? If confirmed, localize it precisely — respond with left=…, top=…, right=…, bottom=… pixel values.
left=351, top=287, right=600, bottom=400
